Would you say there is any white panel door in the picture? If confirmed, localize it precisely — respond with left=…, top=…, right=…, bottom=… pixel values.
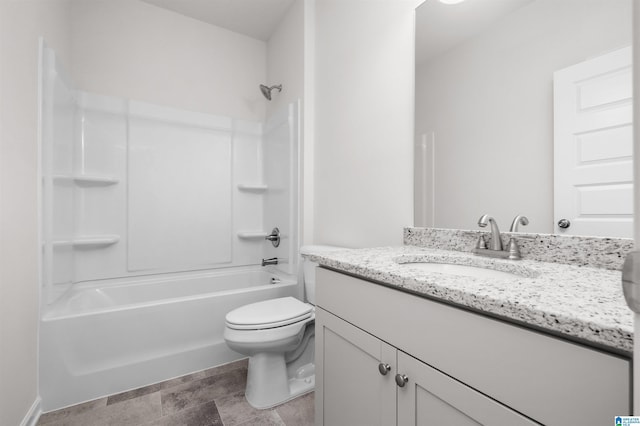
left=316, top=308, right=396, bottom=426
left=554, top=46, right=633, bottom=237
left=396, top=351, right=538, bottom=426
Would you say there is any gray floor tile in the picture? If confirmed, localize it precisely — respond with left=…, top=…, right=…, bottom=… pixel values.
left=161, top=368, right=247, bottom=416
left=234, top=410, right=286, bottom=426
left=37, top=360, right=315, bottom=426
left=40, top=392, right=162, bottom=426
left=107, top=359, right=248, bottom=406
left=143, top=400, right=223, bottom=426
left=38, top=397, right=108, bottom=425
left=214, top=390, right=277, bottom=426
left=157, top=358, right=248, bottom=393
left=276, top=392, right=314, bottom=426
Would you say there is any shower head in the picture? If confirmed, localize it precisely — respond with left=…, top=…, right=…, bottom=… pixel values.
left=259, top=84, right=282, bottom=101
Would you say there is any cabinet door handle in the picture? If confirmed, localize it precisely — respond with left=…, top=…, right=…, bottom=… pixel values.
left=395, top=374, right=409, bottom=387
left=378, top=363, right=391, bottom=375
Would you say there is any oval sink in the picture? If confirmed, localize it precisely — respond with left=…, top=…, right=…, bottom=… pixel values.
left=400, top=262, right=522, bottom=279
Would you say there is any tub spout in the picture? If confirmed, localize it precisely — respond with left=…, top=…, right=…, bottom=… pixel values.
left=262, top=257, right=278, bottom=267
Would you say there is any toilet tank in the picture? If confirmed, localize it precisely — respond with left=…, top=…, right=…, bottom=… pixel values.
left=299, top=245, right=344, bottom=305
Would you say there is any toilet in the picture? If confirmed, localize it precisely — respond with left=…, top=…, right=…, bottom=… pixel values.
left=223, top=245, right=341, bottom=409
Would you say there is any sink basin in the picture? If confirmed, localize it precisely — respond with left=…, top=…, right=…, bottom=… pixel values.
left=394, top=254, right=539, bottom=279
left=400, top=262, right=522, bottom=279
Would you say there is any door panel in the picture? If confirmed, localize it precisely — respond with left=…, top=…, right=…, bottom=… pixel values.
left=415, top=386, right=481, bottom=425
left=316, top=308, right=396, bottom=426
left=397, top=351, right=539, bottom=426
left=554, top=46, right=633, bottom=237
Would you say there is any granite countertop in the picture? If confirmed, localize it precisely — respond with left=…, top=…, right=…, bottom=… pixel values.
left=305, top=245, right=633, bottom=354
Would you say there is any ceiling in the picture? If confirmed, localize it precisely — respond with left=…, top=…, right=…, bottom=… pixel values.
left=140, top=0, right=533, bottom=62
left=140, top=0, right=296, bottom=41
left=416, top=0, right=534, bottom=65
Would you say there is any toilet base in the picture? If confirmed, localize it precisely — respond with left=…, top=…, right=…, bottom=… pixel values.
left=245, top=354, right=315, bottom=409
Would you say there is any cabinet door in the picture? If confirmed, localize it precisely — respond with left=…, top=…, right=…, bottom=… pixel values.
left=316, top=307, right=396, bottom=426
left=396, top=351, right=539, bottom=426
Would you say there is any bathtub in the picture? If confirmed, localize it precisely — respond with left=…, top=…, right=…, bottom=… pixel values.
left=39, top=267, right=298, bottom=411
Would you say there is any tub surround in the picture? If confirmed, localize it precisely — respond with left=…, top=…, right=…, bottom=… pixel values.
left=304, top=228, right=633, bottom=354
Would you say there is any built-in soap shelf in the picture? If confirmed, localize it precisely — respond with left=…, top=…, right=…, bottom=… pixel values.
left=53, top=174, right=119, bottom=186
left=52, top=234, right=120, bottom=248
left=237, top=231, right=267, bottom=240
left=237, top=183, right=268, bottom=192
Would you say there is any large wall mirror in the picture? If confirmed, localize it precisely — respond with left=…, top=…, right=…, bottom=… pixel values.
left=414, top=0, right=633, bottom=237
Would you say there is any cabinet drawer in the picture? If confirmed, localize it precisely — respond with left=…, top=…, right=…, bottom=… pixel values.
left=317, top=267, right=630, bottom=426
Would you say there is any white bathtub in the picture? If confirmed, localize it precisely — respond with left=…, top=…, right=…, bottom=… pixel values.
left=39, top=267, right=298, bottom=411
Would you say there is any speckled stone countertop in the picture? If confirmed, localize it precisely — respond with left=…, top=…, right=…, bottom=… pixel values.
left=305, top=245, right=633, bottom=355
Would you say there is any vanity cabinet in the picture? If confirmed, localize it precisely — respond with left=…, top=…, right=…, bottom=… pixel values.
left=317, top=307, right=536, bottom=425
left=315, top=268, right=631, bottom=426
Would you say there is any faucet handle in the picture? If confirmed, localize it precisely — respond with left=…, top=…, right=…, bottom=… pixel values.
left=506, top=237, right=522, bottom=260
left=475, top=234, right=487, bottom=250
left=265, top=227, right=281, bottom=247
left=509, top=215, right=529, bottom=233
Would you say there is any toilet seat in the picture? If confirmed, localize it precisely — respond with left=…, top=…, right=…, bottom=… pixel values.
left=226, top=297, right=313, bottom=330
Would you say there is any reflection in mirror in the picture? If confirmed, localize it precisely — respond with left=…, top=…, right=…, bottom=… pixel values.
left=414, top=0, right=633, bottom=237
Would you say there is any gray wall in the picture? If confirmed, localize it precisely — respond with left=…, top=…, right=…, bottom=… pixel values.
left=0, top=1, right=72, bottom=424
left=314, top=0, right=419, bottom=247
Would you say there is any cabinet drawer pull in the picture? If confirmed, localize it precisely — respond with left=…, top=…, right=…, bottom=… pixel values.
left=395, top=374, right=409, bottom=387
left=378, top=363, right=391, bottom=375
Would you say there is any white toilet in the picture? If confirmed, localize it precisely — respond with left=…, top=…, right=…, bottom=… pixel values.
left=223, top=245, right=341, bottom=409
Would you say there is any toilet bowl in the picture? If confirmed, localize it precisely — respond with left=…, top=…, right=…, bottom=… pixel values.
left=223, top=245, right=342, bottom=409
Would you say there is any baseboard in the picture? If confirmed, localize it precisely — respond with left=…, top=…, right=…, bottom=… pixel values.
left=20, top=396, right=42, bottom=426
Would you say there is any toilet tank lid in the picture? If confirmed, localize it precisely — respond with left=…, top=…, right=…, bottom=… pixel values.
left=299, top=245, right=346, bottom=255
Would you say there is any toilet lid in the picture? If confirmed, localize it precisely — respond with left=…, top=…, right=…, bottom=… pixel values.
left=225, top=297, right=313, bottom=330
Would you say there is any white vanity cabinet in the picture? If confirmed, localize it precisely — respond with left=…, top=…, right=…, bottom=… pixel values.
left=317, top=307, right=536, bottom=425
left=315, top=268, right=631, bottom=426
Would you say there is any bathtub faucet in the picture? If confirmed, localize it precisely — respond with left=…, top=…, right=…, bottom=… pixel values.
left=262, top=257, right=278, bottom=266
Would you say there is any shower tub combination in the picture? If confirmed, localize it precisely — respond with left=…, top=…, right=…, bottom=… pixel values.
left=39, top=45, right=302, bottom=412
left=40, top=267, right=298, bottom=411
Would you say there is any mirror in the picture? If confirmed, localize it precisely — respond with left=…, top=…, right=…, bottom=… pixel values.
left=414, top=0, right=633, bottom=236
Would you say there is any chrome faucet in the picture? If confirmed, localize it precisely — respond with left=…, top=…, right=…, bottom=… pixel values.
left=477, top=214, right=503, bottom=251
left=261, top=257, right=278, bottom=266
left=473, top=214, right=529, bottom=260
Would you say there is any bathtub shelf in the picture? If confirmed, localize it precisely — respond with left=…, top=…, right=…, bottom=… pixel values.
left=52, top=235, right=121, bottom=248
left=53, top=174, right=120, bottom=186
left=237, top=231, right=268, bottom=240
left=237, top=184, right=268, bottom=192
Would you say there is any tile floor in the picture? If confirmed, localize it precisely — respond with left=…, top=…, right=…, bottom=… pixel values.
left=37, top=359, right=315, bottom=426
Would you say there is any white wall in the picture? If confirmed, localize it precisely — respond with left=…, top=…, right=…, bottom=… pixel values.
left=266, top=0, right=304, bottom=118
left=415, top=0, right=632, bottom=233
left=313, top=0, right=418, bottom=247
left=0, top=1, right=71, bottom=424
left=70, top=0, right=267, bottom=122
